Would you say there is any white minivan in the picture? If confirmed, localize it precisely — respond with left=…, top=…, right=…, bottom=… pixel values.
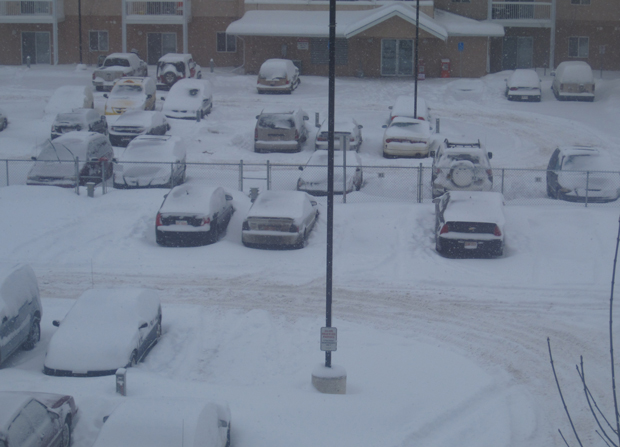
left=552, top=61, right=595, bottom=102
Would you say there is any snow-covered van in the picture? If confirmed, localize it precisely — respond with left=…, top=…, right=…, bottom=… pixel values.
left=92, top=53, right=148, bottom=91
left=552, top=61, right=595, bottom=102
left=0, top=264, right=42, bottom=366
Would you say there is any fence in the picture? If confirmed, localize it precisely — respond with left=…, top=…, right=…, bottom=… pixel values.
left=3, top=158, right=620, bottom=207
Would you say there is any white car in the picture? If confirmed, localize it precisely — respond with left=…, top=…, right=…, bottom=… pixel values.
left=552, top=61, right=595, bottom=102
left=92, top=52, right=148, bottom=91
left=297, top=150, right=363, bottom=195
left=109, top=110, right=170, bottom=147
left=156, top=53, right=202, bottom=90
left=388, top=95, right=431, bottom=123
left=162, top=78, right=213, bottom=120
left=257, top=59, right=300, bottom=94
left=44, top=288, right=162, bottom=376
left=434, top=191, right=505, bottom=258
left=51, top=108, right=108, bottom=139
left=315, top=118, right=363, bottom=151
left=104, top=77, right=156, bottom=116
left=45, top=85, right=94, bottom=115
left=382, top=117, right=431, bottom=158
left=242, top=190, right=319, bottom=249
left=113, top=135, right=186, bottom=189
left=92, top=398, right=230, bottom=447
left=505, top=69, right=542, bottom=102
left=156, top=184, right=235, bottom=246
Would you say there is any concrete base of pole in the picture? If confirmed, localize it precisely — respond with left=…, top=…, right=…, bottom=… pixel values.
left=312, top=363, right=346, bottom=394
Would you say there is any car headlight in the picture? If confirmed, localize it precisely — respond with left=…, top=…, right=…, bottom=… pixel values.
left=297, top=178, right=305, bottom=189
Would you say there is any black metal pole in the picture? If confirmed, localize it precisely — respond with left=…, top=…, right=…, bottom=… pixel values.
left=414, top=0, right=420, bottom=118
left=78, top=0, right=83, bottom=64
left=325, top=0, right=336, bottom=369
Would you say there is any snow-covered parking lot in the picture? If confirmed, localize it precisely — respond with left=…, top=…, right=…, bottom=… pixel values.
left=1, top=64, right=620, bottom=447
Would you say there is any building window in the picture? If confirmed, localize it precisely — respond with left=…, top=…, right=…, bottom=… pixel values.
left=216, top=33, right=236, bottom=52
left=310, top=38, right=348, bottom=65
left=451, top=0, right=470, bottom=3
left=571, top=0, right=590, bottom=4
left=568, top=37, right=589, bottom=58
left=89, top=31, right=109, bottom=52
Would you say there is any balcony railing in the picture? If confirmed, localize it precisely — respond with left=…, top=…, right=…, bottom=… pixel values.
left=491, top=1, right=551, bottom=21
left=0, top=0, right=63, bottom=22
left=125, top=0, right=190, bottom=24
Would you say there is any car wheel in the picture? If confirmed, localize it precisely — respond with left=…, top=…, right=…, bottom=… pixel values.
left=210, top=218, right=220, bottom=243
left=435, top=235, right=443, bottom=254
left=546, top=183, right=555, bottom=198
left=60, top=421, right=71, bottom=447
left=21, top=319, right=40, bottom=351
left=225, top=424, right=231, bottom=447
left=129, top=350, right=138, bottom=367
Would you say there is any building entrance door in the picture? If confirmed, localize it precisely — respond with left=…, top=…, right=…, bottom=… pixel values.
left=502, top=36, right=533, bottom=70
left=21, top=31, right=50, bottom=64
left=381, top=39, right=413, bottom=76
left=147, top=33, right=177, bottom=65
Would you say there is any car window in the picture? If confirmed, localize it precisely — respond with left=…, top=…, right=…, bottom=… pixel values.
left=104, top=58, right=130, bottom=67
left=390, top=121, right=418, bottom=129
left=22, top=400, right=53, bottom=431
left=562, top=154, right=600, bottom=171
left=112, top=85, right=143, bottom=95
left=8, top=410, right=35, bottom=447
left=38, top=140, right=87, bottom=162
left=258, top=115, right=295, bottom=129
left=445, top=153, right=480, bottom=164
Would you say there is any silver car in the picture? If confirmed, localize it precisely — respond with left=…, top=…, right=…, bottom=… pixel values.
left=254, top=107, right=309, bottom=153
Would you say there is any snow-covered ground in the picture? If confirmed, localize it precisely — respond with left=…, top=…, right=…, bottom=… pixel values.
left=1, top=64, right=620, bottom=447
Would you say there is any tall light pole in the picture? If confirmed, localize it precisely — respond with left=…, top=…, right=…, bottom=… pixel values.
left=78, top=0, right=83, bottom=64
left=414, top=0, right=420, bottom=118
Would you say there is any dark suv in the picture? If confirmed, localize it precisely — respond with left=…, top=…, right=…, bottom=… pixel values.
left=0, top=265, right=42, bottom=366
left=431, top=139, right=493, bottom=198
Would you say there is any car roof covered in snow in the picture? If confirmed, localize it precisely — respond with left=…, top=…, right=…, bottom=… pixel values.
left=114, top=110, right=166, bottom=127
left=507, top=69, right=541, bottom=88
left=158, top=53, right=194, bottom=63
left=443, top=191, right=505, bottom=226
left=159, top=184, right=225, bottom=214
left=248, top=190, right=313, bottom=220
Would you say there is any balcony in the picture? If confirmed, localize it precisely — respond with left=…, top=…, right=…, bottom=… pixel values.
left=125, top=0, right=191, bottom=25
left=489, top=1, right=552, bottom=27
left=0, top=0, right=64, bottom=23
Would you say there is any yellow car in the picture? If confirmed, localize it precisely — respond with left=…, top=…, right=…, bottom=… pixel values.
left=104, top=77, right=156, bottom=116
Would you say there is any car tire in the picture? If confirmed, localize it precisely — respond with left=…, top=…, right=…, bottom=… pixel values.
left=435, top=236, right=443, bottom=255
left=21, top=319, right=40, bottom=351
left=60, top=421, right=71, bottom=447
left=164, top=72, right=177, bottom=87
left=356, top=173, right=363, bottom=191
left=210, top=218, right=220, bottom=243
left=546, top=183, right=555, bottom=198
left=225, top=424, right=231, bottom=447
left=0, top=118, right=6, bottom=131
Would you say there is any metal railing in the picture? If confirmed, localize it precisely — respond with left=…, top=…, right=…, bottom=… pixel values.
left=0, top=0, right=54, bottom=16
left=3, top=158, right=620, bottom=207
left=490, top=1, right=551, bottom=20
left=126, top=1, right=183, bottom=16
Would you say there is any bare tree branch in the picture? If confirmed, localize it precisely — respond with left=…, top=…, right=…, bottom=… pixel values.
left=559, top=429, right=572, bottom=447
left=549, top=337, right=584, bottom=447
left=609, top=215, right=620, bottom=447
left=576, top=362, right=618, bottom=438
left=598, top=430, right=614, bottom=447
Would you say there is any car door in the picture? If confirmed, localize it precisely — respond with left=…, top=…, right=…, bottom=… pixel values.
left=547, top=149, right=560, bottom=192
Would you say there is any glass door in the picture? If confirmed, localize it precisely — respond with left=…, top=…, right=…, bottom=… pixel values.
left=381, top=39, right=414, bottom=76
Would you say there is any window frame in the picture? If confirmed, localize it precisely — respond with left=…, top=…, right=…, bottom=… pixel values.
left=451, top=0, right=471, bottom=3
left=570, top=0, right=590, bottom=5
left=89, top=30, right=109, bottom=52
left=568, top=36, right=589, bottom=58
left=216, top=32, right=237, bottom=53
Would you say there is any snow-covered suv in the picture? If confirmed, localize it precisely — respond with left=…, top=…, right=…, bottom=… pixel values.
left=92, top=53, right=148, bottom=91
left=430, top=139, right=493, bottom=198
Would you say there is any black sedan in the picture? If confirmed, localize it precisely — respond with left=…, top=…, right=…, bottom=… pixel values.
left=51, top=108, right=108, bottom=140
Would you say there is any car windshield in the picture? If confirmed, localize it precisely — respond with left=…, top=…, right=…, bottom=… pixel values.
left=37, top=140, right=87, bottom=161
left=563, top=154, right=602, bottom=171
left=258, top=115, right=294, bottom=129
left=55, top=113, right=86, bottom=125
left=104, top=58, right=130, bottom=67
left=112, top=84, right=143, bottom=95
left=390, top=121, right=418, bottom=128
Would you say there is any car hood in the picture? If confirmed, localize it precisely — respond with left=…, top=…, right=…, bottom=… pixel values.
left=107, top=98, right=146, bottom=110
left=163, top=95, right=203, bottom=112
left=28, top=160, right=84, bottom=180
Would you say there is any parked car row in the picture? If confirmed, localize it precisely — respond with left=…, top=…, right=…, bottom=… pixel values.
left=0, top=265, right=231, bottom=447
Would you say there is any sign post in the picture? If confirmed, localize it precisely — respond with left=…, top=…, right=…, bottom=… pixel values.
left=458, top=41, right=464, bottom=78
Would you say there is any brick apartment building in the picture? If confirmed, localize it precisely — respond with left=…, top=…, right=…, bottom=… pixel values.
left=0, top=0, right=618, bottom=78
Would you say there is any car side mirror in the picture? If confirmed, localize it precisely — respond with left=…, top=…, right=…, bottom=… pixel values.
left=388, top=106, right=393, bottom=110
left=52, top=320, right=60, bottom=327
left=298, top=166, right=304, bottom=171
left=103, top=94, right=108, bottom=98
left=488, top=152, right=493, bottom=159
left=139, top=322, right=148, bottom=329
left=256, top=115, right=260, bottom=119
left=31, top=156, right=37, bottom=161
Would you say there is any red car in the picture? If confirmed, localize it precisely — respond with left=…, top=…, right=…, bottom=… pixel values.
left=0, top=391, right=78, bottom=447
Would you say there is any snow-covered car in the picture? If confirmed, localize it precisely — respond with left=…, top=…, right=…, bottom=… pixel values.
left=546, top=146, right=620, bottom=202
left=44, top=288, right=162, bottom=377
left=552, top=61, right=595, bottom=102
left=505, top=69, right=542, bottom=102
left=27, top=132, right=114, bottom=187
left=156, top=53, right=202, bottom=90
left=256, top=59, right=300, bottom=94
left=156, top=184, right=235, bottom=246
left=113, top=135, right=186, bottom=189
left=431, top=139, right=494, bottom=198
left=45, top=85, right=94, bottom=115
left=162, top=78, right=213, bottom=120
left=315, top=118, right=363, bottom=151
left=92, top=398, right=230, bottom=447
left=254, top=107, right=309, bottom=153
left=104, top=77, right=156, bottom=116
left=0, top=264, right=42, bottom=366
left=92, top=52, right=148, bottom=91
left=0, top=391, right=78, bottom=447
left=51, top=108, right=108, bottom=140
left=388, top=95, right=431, bottom=123
left=109, top=110, right=170, bottom=147
left=382, top=117, right=431, bottom=158
left=434, top=190, right=505, bottom=257
left=242, top=190, right=319, bottom=249
left=0, top=109, right=7, bottom=131
left=297, top=150, right=363, bottom=195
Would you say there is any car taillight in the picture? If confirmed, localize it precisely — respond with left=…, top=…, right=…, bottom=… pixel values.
left=350, top=136, right=355, bottom=142
left=242, top=221, right=250, bottom=231
left=418, top=117, right=425, bottom=121
left=92, top=73, right=96, bottom=80
left=510, top=87, right=518, bottom=91
left=201, top=217, right=211, bottom=226
left=255, top=128, right=258, bottom=140
left=317, top=135, right=327, bottom=142
left=285, top=79, right=290, bottom=85
left=295, top=129, right=299, bottom=141
left=494, top=225, right=502, bottom=237
left=156, top=213, right=162, bottom=227
left=439, top=223, right=449, bottom=234
left=289, top=223, right=299, bottom=233
left=385, top=138, right=395, bottom=143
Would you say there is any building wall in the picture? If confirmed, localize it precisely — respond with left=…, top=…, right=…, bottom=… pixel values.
left=0, top=23, right=53, bottom=65
left=188, top=16, right=243, bottom=67
left=433, top=0, right=488, bottom=20
left=555, top=21, right=620, bottom=71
